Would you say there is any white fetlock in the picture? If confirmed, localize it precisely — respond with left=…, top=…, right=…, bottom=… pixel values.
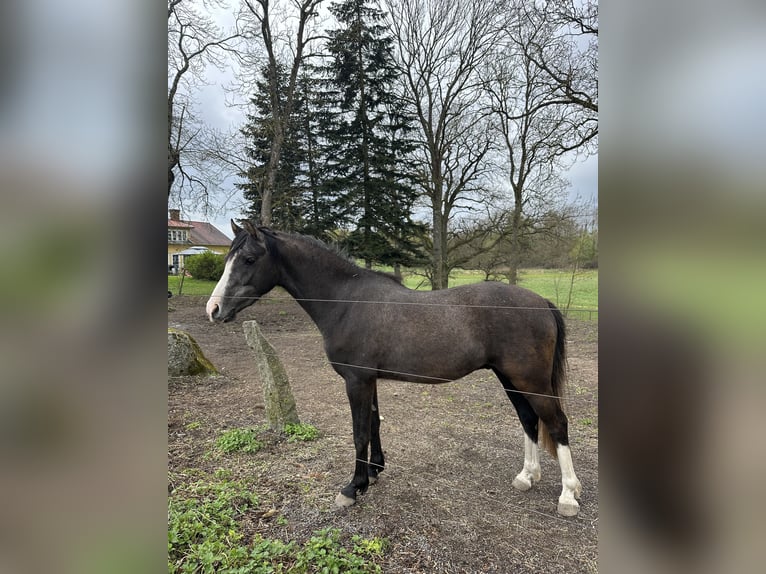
left=334, top=492, right=356, bottom=507
left=513, top=435, right=541, bottom=491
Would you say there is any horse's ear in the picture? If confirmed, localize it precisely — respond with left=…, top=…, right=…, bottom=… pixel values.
left=241, top=219, right=264, bottom=242
left=231, top=219, right=242, bottom=236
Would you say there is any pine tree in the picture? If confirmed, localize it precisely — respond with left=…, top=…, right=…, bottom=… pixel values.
left=321, top=0, right=424, bottom=268
left=239, top=66, right=338, bottom=237
left=239, top=63, right=305, bottom=231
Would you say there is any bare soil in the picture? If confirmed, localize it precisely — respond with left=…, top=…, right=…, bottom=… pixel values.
left=168, top=292, right=598, bottom=573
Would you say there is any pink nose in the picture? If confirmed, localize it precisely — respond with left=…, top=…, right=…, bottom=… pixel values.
left=206, top=298, right=221, bottom=322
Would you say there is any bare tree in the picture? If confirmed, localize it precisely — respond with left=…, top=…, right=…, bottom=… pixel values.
left=484, top=1, right=597, bottom=284
left=168, top=0, right=241, bottom=206
left=520, top=0, right=598, bottom=124
left=239, top=0, right=325, bottom=226
left=386, top=0, right=509, bottom=289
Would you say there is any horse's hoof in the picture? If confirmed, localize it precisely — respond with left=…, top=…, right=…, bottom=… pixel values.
left=512, top=475, right=533, bottom=491
left=557, top=498, right=580, bottom=517
left=334, top=492, right=356, bottom=508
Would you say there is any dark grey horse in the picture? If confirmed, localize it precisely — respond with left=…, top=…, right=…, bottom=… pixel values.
left=206, top=221, right=582, bottom=516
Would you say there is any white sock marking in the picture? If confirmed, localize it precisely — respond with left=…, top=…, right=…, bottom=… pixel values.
left=512, top=434, right=541, bottom=490
left=556, top=444, right=582, bottom=515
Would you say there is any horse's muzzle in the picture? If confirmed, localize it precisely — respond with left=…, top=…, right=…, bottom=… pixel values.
left=206, top=297, right=221, bottom=323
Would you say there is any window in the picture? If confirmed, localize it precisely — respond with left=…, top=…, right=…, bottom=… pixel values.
left=168, top=229, right=188, bottom=243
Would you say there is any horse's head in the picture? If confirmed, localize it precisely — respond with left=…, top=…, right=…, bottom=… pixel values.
left=206, top=220, right=279, bottom=323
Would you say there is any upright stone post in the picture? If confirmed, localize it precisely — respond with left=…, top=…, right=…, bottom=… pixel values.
left=243, top=320, right=300, bottom=430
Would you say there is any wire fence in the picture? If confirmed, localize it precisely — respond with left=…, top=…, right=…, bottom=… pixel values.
left=172, top=292, right=599, bottom=402
left=190, top=292, right=598, bottom=319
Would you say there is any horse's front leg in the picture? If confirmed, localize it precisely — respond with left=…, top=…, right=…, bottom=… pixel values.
left=335, top=374, right=375, bottom=507
left=368, top=384, right=385, bottom=484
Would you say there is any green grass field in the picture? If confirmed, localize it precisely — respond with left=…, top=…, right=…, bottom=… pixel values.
left=169, top=267, right=598, bottom=318
left=168, top=275, right=220, bottom=297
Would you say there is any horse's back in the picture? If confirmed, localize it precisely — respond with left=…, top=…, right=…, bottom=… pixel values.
left=327, top=280, right=558, bottom=382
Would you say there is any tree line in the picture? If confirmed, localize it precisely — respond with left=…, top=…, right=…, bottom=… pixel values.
left=168, top=0, right=598, bottom=288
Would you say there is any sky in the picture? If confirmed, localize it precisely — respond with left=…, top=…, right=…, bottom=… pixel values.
left=177, top=0, right=598, bottom=239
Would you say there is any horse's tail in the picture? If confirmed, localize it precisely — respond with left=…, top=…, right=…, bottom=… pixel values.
left=539, top=300, right=568, bottom=458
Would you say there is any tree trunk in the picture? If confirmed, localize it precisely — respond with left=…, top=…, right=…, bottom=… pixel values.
left=431, top=206, right=448, bottom=290
left=507, top=198, right=523, bottom=285
left=261, top=122, right=285, bottom=227
left=168, top=163, right=175, bottom=198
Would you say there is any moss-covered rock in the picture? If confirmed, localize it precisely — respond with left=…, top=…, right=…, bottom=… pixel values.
left=168, top=328, right=217, bottom=376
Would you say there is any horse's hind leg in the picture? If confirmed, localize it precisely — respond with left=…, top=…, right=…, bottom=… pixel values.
left=368, top=384, right=385, bottom=484
left=525, top=392, right=582, bottom=517
left=494, top=369, right=541, bottom=491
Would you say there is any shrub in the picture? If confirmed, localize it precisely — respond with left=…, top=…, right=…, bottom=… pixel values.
left=184, top=252, right=225, bottom=281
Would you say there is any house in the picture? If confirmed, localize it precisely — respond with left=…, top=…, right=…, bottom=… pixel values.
left=167, top=209, right=231, bottom=274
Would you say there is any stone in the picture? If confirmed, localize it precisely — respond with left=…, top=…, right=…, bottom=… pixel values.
left=243, top=320, right=300, bottom=430
left=167, top=328, right=217, bottom=376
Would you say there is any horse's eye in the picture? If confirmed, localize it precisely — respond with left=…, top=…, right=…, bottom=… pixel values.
left=244, top=257, right=256, bottom=266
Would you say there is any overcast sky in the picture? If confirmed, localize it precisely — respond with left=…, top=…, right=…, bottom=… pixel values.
left=179, top=1, right=598, bottom=238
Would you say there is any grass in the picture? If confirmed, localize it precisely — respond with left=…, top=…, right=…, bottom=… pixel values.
left=169, top=267, right=598, bottom=317
left=168, top=275, right=218, bottom=297
left=516, top=268, right=598, bottom=311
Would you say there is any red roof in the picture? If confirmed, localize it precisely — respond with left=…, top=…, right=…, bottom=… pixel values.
left=168, top=220, right=228, bottom=246
left=168, top=219, right=193, bottom=229
left=188, top=221, right=231, bottom=246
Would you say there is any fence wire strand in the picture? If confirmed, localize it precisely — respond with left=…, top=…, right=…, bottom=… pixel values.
left=199, top=293, right=598, bottom=315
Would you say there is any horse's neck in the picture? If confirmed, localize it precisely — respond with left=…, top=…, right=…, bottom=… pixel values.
left=275, top=238, right=360, bottom=326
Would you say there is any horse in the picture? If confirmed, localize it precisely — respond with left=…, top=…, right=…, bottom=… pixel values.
left=206, top=221, right=582, bottom=516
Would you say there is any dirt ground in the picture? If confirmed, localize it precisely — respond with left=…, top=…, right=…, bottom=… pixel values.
left=168, top=292, right=598, bottom=573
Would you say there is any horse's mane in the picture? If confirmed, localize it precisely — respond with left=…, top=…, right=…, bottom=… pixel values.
left=266, top=227, right=404, bottom=285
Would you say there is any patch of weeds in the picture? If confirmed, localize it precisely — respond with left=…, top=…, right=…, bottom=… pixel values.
left=580, top=417, right=594, bottom=426
left=184, top=421, right=201, bottom=431
left=169, top=479, right=386, bottom=574
left=249, top=535, right=297, bottom=571
left=283, top=423, right=319, bottom=442
left=571, top=384, right=588, bottom=396
left=294, top=528, right=384, bottom=574
left=215, top=428, right=263, bottom=454
left=353, top=534, right=387, bottom=558
left=214, top=468, right=232, bottom=479
left=168, top=477, right=259, bottom=574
